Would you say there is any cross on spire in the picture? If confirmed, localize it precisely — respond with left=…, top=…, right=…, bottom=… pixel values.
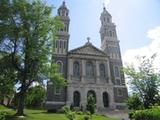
left=103, top=0, right=105, bottom=8
left=63, top=0, right=66, bottom=5
left=87, top=37, right=90, bottom=43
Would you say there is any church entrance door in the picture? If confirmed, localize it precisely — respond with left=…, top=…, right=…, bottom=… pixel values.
left=103, top=92, right=109, bottom=107
left=73, top=91, right=80, bottom=107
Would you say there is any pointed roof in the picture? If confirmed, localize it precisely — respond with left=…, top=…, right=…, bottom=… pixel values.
left=68, top=41, right=107, bottom=57
left=101, top=7, right=111, bottom=17
left=58, top=1, right=69, bottom=11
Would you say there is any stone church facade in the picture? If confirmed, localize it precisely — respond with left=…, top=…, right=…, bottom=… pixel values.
left=45, top=1, right=128, bottom=111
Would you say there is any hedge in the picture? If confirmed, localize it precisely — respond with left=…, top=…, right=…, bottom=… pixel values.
left=131, top=106, right=160, bottom=120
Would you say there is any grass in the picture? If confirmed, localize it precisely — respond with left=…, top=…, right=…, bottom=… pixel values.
left=0, top=105, right=119, bottom=120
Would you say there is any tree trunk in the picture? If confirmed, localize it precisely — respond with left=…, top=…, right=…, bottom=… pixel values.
left=15, top=90, right=26, bottom=116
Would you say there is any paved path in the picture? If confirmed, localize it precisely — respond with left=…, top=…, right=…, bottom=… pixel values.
left=99, top=110, right=130, bottom=120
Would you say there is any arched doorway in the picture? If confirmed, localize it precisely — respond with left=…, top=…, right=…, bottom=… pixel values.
left=73, top=91, right=80, bottom=107
left=87, top=90, right=96, bottom=102
left=103, top=92, right=109, bottom=107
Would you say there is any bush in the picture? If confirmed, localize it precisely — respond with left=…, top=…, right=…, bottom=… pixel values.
left=25, top=86, right=45, bottom=108
left=63, top=106, right=76, bottom=120
left=65, top=111, right=76, bottom=120
left=83, top=115, right=90, bottom=120
left=0, top=112, right=7, bottom=120
left=126, top=93, right=143, bottom=110
left=132, top=106, right=160, bottom=120
left=70, top=103, right=74, bottom=111
left=76, top=111, right=83, bottom=115
left=86, top=95, right=96, bottom=115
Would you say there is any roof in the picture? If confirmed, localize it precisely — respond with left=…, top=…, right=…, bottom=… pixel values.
left=68, top=41, right=107, bottom=57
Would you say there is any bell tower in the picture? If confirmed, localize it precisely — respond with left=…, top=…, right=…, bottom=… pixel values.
left=55, top=1, right=70, bottom=55
left=100, top=7, right=128, bottom=107
left=46, top=1, right=70, bottom=110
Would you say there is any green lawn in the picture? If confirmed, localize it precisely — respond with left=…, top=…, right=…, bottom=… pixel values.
left=0, top=105, right=119, bottom=120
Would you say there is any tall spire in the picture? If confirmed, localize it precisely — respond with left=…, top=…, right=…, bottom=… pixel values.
left=58, top=1, right=69, bottom=17
left=63, top=0, right=65, bottom=6
left=103, top=0, right=105, bottom=9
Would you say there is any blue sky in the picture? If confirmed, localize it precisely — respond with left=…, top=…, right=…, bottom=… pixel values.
left=47, top=0, right=160, bottom=55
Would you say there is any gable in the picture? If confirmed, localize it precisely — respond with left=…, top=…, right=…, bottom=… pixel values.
left=68, top=43, right=107, bottom=57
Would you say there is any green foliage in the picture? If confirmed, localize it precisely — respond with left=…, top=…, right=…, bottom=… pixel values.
left=0, top=111, right=7, bottom=120
left=25, top=85, right=45, bottom=108
left=83, top=115, right=91, bottom=120
left=0, top=0, right=65, bottom=115
left=76, top=111, right=83, bottom=115
left=0, top=54, right=16, bottom=103
left=70, top=103, right=74, bottom=111
left=125, top=93, right=143, bottom=110
left=63, top=106, right=76, bottom=120
left=124, top=55, right=160, bottom=109
left=86, top=95, right=96, bottom=115
left=0, top=104, right=119, bottom=120
left=130, top=106, right=160, bottom=120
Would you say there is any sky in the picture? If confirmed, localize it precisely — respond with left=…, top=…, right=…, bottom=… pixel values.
left=47, top=0, right=160, bottom=69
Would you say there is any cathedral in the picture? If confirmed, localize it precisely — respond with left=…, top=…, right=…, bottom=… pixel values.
left=45, top=1, right=128, bottom=111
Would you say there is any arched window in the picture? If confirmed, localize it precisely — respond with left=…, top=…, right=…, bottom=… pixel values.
left=114, top=66, right=120, bottom=77
left=56, top=61, right=63, bottom=73
left=100, top=64, right=105, bottom=78
left=103, top=92, right=109, bottom=107
left=86, top=61, right=94, bottom=77
left=107, top=17, right=110, bottom=23
left=112, top=31, right=115, bottom=37
left=73, top=91, right=80, bottom=107
left=109, top=31, right=112, bottom=37
left=73, top=61, right=80, bottom=77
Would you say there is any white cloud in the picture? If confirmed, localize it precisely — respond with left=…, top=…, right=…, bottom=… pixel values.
left=123, top=26, right=160, bottom=71
left=104, top=0, right=110, bottom=6
left=122, top=26, right=160, bottom=93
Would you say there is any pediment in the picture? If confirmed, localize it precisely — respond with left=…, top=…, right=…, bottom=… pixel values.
left=68, top=43, right=107, bottom=57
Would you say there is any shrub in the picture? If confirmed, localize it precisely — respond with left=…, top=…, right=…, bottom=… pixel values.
left=76, top=111, right=83, bottom=115
left=86, top=95, right=96, bottom=115
left=132, top=106, right=160, bottom=120
left=0, top=112, right=7, bottom=120
left=63, top=106, right=76, bottom=120
left=125, top=93, right=143, bottom=110
left=25, top=86, right=45, bottom=108
left=83, top=115, right=90, bottom=120
left=70, top=103, right=74, bottom=111
left=65, top=111, right=76, bottom=120
left=63, top=106, right=70, bottom=114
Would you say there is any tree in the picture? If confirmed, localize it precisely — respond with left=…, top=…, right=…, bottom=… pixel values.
left=124, top=54, right=160, bottom=109
left=25, top=85, right=45, bottom=108
left=0, top=0, right=66, bottom=116
left=126, top=93, right=143, bottom=110
left=86, top=95, right=96, bottom=115
left=0, top=53, right=15, bottom=105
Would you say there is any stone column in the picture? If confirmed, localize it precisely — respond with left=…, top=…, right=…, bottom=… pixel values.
left=80, top=87, right=87, bottom=110
left=107, top=60, right=112, bottom=84
left=96, top=61, right=100, bottom=84
left=66, top=86, right=73, bottom=105
left=96, top=88, right=103, bottom=109
left=68, top=58, right=73, bottom=83
left=108, top=87, right=116, bottom=109
left=81, top=60, right=85, bottom=83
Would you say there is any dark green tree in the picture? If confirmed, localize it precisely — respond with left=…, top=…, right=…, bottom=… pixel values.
left=25, top=85, right=45, bottom=108
left=0, top=0, right=66, bottom=116
left=126, top=93, right=143, bottom=110
left=0, top=53, right=16, bottom=105
left=124, top=54, right=160, bottom=109
left=86, top=95, right=96, bottom=115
